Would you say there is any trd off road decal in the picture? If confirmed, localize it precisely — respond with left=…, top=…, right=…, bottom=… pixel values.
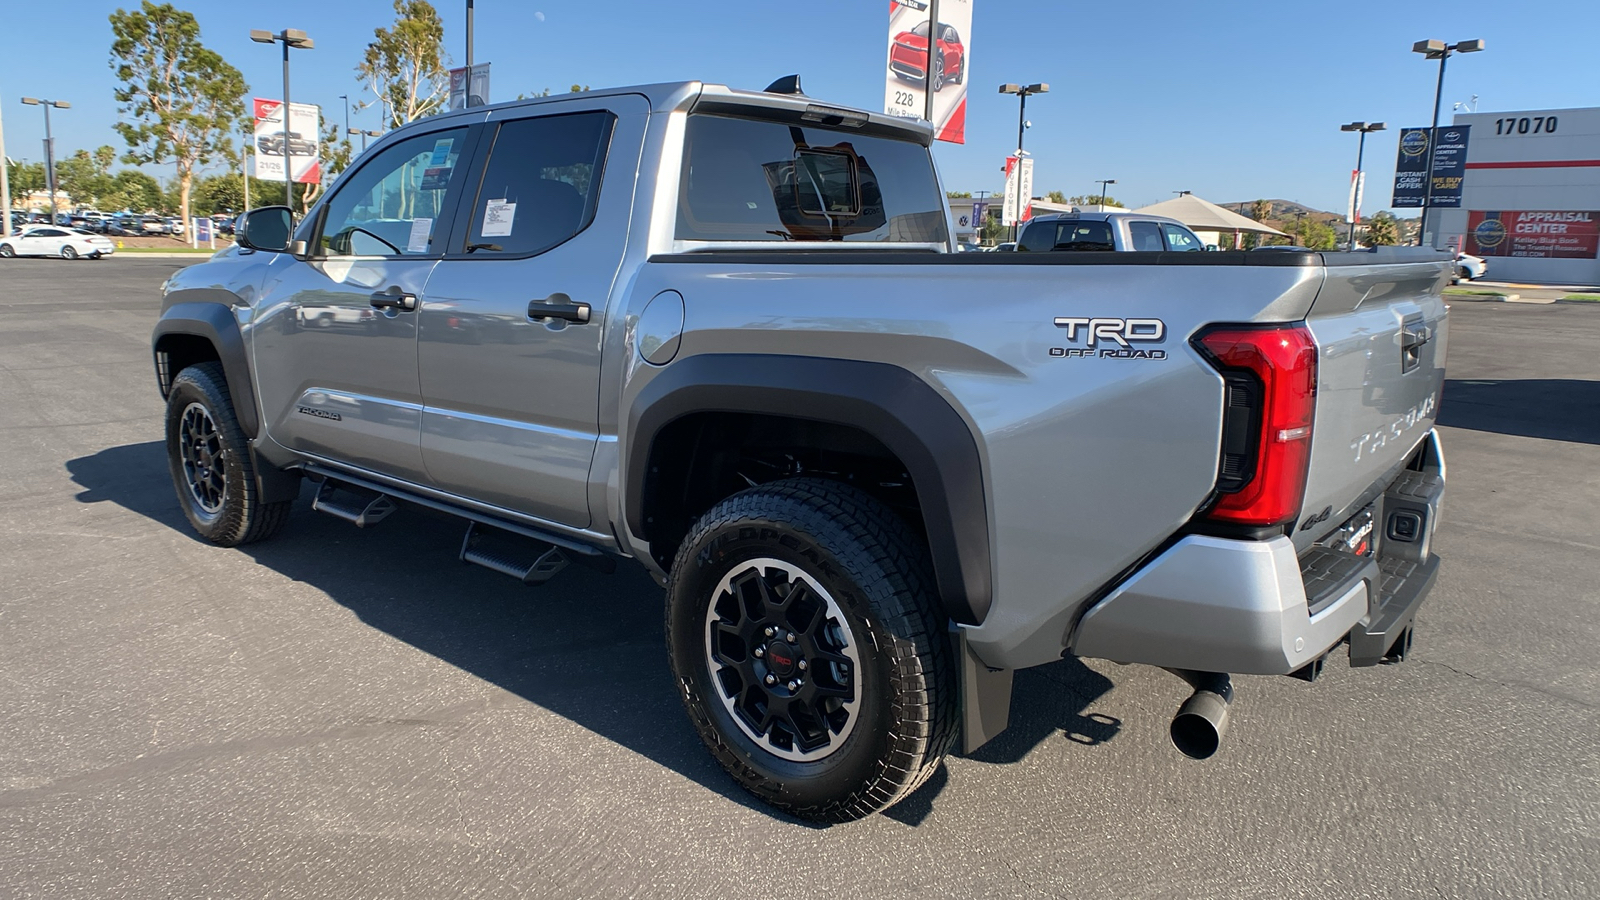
left=1050, top=317, right=1167, bottom=360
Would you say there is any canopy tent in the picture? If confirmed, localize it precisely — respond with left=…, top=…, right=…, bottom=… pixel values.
left=1131, top=194, right=1288, bottom=247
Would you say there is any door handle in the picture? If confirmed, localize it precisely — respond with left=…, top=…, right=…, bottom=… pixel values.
left=527, top=295, right=591, bottom=324
left=369, top=288, right=417, bottom=311
left=1401, top=326, right=1432, bottom=350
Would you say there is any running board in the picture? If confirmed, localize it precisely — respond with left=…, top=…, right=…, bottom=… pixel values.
left=459, top=521, right=569, bottom=585
left=313, top=480, right=398, bottom=528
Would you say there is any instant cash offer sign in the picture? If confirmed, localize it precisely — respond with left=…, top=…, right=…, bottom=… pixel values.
left=883, top=0, right=972, bottom=143
left=253, top=98, right=321, bottom=184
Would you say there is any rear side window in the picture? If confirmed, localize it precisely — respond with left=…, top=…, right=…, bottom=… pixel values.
left=1128, top=221, right=1164, bottom=252
left=461, top=111, right=614, bottom=257
left=1161, top=223, right=1203, bottom=251
left=677, top=114, right=947, bottom=243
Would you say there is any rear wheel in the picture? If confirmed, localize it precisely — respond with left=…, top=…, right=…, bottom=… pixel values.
left=0, top=244, right=13, bottom=258
left=164, top=362, right=292, bottom=546
left=666, top=478, right=957, bottom=823
left=60, top=245, right=78, bottom=260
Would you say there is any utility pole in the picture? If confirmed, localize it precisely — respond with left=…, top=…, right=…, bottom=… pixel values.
left=1411, top=38, right=1484, bottom=246
left=0, top=99, right=10, bottom=237
left=21, top=98, right=69, bottom=222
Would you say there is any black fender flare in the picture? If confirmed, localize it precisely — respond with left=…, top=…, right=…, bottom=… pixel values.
left=152, top=292, right=260, bottom=439
left=626, top=354, right=993, bottom=626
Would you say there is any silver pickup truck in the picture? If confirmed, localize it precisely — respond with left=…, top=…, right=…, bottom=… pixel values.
left=152, top=79, right=1450, bottom=823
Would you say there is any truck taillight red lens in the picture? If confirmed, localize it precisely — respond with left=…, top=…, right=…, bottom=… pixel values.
left=1195, top=324, right=1318, bottom=527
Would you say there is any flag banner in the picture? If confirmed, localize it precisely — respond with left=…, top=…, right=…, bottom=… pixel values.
left=883, top=0, right=972, bottom=143
left=253, top=98, right=321, bottom=184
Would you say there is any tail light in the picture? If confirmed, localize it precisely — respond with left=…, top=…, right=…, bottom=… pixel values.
left=1194, top=324, right=1318, bottom=527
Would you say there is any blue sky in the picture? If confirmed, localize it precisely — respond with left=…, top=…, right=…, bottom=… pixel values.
left=4, top=0, right=1596, bottom=213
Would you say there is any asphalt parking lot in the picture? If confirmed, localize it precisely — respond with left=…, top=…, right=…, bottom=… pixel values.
left=1, top=257, right=1596, bottom=899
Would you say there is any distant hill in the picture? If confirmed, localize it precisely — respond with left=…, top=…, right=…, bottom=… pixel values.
left=1220, top=198, right=1419, bottom=222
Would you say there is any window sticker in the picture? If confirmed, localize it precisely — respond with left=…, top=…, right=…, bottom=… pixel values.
left=482, top=199, right=517, bottom=237
left=428, top=138, right=454, bottom=166
left=406, top=217, right=434, bottom=253
left=418, top=166, right=451, bottom=191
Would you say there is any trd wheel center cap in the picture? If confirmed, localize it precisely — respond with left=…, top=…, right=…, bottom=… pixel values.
left=763, top=641, right=797, bottom=677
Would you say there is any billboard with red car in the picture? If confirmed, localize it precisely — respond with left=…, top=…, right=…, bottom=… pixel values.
left=882, top=0, right=972, bottom=144
left=1466, top=210, right=1600, bottom=259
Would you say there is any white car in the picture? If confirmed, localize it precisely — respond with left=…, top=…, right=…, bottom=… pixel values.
left=1455, top=252, right=1487, bottom=283
left=0, top=226, right=117, bottom=260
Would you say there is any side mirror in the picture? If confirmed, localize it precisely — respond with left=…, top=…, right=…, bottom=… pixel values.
left=235, top=206, right=295, bottom=253
left=1205, top=244, right=1219, bottom=252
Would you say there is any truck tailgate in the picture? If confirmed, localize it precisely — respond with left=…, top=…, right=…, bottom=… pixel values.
left=1295, top=255, right=1450, bottom=551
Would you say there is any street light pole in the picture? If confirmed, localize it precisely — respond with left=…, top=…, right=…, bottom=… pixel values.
left=250, top=28, right=314, bottom=209
left=339, top=94, right=349, bottom=136
left=466, top=0, right=474, bottom=70
left=998, top=82, right=1048, bottom=241
left=0, top=100, right=10, bottom=237
left=1340, top=121, right=1386, bottom=248
left=21, top=98, right=69, bottom=222
left=1412, top=38, right=1484, bottom=246
left=1096, top=178, right=1116, bottom=208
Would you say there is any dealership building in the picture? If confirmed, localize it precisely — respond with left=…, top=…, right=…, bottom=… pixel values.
left=1433, top=106, right=1600, bottom=285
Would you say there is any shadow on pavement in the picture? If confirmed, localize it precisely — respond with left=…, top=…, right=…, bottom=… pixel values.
left=67, top=440, right=1121, bottom=825
left=1441, top=378, right=1600, bottom=445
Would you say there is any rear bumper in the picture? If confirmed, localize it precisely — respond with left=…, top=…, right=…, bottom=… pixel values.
left=1072, top=437, right=1445, bottom=675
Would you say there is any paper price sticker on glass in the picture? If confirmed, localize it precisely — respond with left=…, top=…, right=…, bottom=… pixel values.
left=1467, top=210, right=1600, bottom=259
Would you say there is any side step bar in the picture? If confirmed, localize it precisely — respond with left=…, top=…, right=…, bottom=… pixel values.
left=312, top=480, right=399, bottom=527
left=301, top=464, right=618, bottom=578
left=459, top=521, right=569, bottom=585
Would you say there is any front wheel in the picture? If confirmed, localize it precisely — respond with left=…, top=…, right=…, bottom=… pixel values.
left=666, top=478, right=957, bottom=823
left=0, top=244, right=14, bottom=258
left=164, top=361, right=292, bottom=546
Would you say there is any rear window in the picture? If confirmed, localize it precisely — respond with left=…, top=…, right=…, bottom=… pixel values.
left=676, top=114, right=947, bottom=244
left=1019, top=219, right=1116, bottom=252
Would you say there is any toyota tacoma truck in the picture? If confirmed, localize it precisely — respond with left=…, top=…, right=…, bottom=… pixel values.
left=152, top=78, right=1450, bottom=823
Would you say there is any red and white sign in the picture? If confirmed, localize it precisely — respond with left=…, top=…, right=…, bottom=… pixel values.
left=1466, top=210, right=1600, bottom=259
left=882, top=0, right=972, bottom=144
left=1346, top=169, right=1366, bottom=224
left=1002, top=154, right=1033, bottom=226
left=253, top=98, right=321, bottom=185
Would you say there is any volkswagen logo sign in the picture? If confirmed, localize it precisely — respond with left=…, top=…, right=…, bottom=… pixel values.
left=1400, top=129, right=1430, bottom=157
left=1473, top=217, right=1508, bottom=249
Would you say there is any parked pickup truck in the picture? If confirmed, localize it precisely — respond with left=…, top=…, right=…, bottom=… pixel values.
left=1018, top=209, right=1210, bottom=252
left=152, top=78, right=1451, bottom=823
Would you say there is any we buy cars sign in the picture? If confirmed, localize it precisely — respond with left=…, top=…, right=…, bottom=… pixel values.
left=882, top=0, right=972, bottom=143
left=253, top=98, right=321, bottom=184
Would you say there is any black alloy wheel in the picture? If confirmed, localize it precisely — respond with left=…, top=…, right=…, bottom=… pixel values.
left=667, top=478, right=957, bottom=822
left=164, top=362, right=294, bottom=545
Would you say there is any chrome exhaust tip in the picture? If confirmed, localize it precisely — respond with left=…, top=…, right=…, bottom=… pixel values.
left=1164, top=670, right=1233, bottom=760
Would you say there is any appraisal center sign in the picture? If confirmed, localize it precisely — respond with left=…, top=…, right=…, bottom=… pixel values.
left=1466, top=210, right=1600, bottom=259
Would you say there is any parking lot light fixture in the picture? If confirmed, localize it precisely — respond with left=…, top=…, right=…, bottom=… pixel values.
left=1096, top=179, right=1116, bottom=208
left=999, top=83, right=1048, bottom=239
left=348, top=127, right=381, bottom=152
left=21, top=97, right=69, bottom=222
left=1340, top=122, right=1386, bottom=248
left=251, top=28, right=315, bottom=207
left=1412, top=38, right=1484, bottom=246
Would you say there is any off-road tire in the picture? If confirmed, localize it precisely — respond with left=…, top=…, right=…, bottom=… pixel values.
left=666, top=478, right=957, bottom=823
left=164, top=361, right=292, bottom=546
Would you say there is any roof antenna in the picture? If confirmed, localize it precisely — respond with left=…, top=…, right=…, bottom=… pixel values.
left=764, top=74, right=803, bottom=95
